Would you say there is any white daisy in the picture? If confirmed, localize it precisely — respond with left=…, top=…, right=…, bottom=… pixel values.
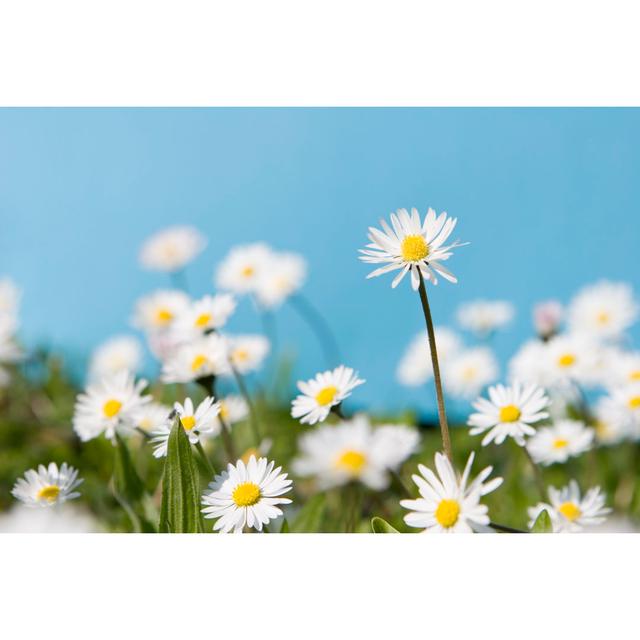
left=533, top=300, right=563, bottom=340
left=292, top=415, right=418, bottom=490
left=12, top=462, right=83, bottom=508
left=603, top=349, right=640, bottom=387
left=400, top=452, right=503, bottom=533
left=0, top=277, right=20, bottom=318
left=72, top=371, right=150, bottom=442
left=226, top=334, right=270, bottom=375
left=254, top=252, right=307, bottom=309
left=214, top=394, right=249, bottom=431
left=161, top=333, right=230, bottom=383
left=456, top=300, right=515, bottom=336
left=567, top=280, right=638, bottom=342
left=467, top=381, right=550, bottom=446
left=527, top=419, right=594, bottom=466
left=139, top=225, right=206, bottom=272
left=593, top=395, right=633, bottom=445
left=215, top=243, right=274, bottom=294
left=396, top=327, right=462, bottom=387
left=528, top=481, right=610, bottom=533
left=291, top=365, right=365, bottom=425
left=603, top=383, right=640, bottom=438
left=131, top=402, right=171, bottom=433
left=0, top=504, right=99, bottom=533
left=201, top=456, right=292, bottom=533
left=132, top=289, right=191, bottom=334
left=359, top=207, right=465, bottom=290
left=150, top=396, right=221, bottom=458
left=171, top=293, right=237, bottom=341
left=88, top=335, right=143, bottom=381
left=443, top=347, right=499, bottom=400
left=540, top=334, right=602, bottom=388
left=508, top=339, right=549, bottom=387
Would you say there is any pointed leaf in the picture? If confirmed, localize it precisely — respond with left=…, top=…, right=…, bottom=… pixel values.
left=289, top=494, right=326, bottom=533
left=371, top=516, right=400, bottom=533
left=531, top=509, right=553, bottom=533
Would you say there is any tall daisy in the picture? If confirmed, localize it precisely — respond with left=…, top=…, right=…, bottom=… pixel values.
left=139, top=225, right=206, bottom=272
left=215, top=243, right=274, bottom=294
left=132, top=289, right=191, bottom=335
left=400, top=452, right=503, bottom=533
left=161, top=333, right=230, bottom=383
left=467, top=381, right=550, bottom=446
left=88, top=335, right=143, bottom=381
left=12, top=463, right=83, bottom=508
left=225, top=334, right=270, bottom=375
left=254, top=252, right=307, bottom=309
left=443, top=347, right=499, bottom=400
left=528, top=481, right=610, bottom=533
left=291, top=365, right=365, bottom=425
left=456, top=300, right=515, bottom=337
left=213, top=394, right=249, bottom=432
left=526, top=419, right=594, bottom=466
left=172, top=293, right=237, bottom=341
left=201, top=456, right=292, bottom=533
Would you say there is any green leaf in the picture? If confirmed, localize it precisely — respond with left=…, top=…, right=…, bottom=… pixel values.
left=280, top=518, right=289, bottom=533
left=113, top=434, right=145, bottom=503
left=159, top=417, right=203, bottom=533
left=371, top=516, right=400, bottom=533
left=531, top=509, right=553, bottom=533
left=289, top=494, right=326, bottom=533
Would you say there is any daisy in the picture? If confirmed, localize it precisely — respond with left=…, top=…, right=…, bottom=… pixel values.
left=540, top=334, right=602, bottom=387
left=12, top=462, right=83, bottom=508
left=0, top=504, right=99, bottom=533
left=567, top=280, right=638, bottom=342
left=291, top=365, right=365, bottom=425
left=526, top=419, right=594, bottom=466
left=508, top=339, right=549, bottom=387
left=215, top=243, right=274, bottom=294
left=239, top=438, right=273, bottom=465
left=603, top=383, right=640, bottom=437
left=132, top=289, right=191, bottom=334
left=396, top=327, right=462, bottom=387
left=443, top=347, right=499, bottom=400
left=150, top=396, right=221, bottom=458
left=467, top=381, right=550, bottom=446
left=292, top=415, right=418, bottom=490
left=88, top=335, right=143, bottom=381
left=214, top=394, right=249, bottom=432
left=171, top=293, right=237, bottom=341
left=604, top=349, right=640, bottom=387
left=533, top=300, right=563, bottom=340
left=73, top=371, right=150, bottom=442
left=139, top=225, right=206, bottom=272
left=161, top=333, right=230, bottom=383
left=131, top=402, right=171, bottom=433
left=528, top=481, right=610, bottom=533
left=400, top=452, right=503, bottom=533
left=359, top=207, right=465, bottom=290
left=254, top=252, right=307, bottom=308
left=201, top=456, right=292, bottom=533
left=226, top=334, right=270, bottom=374
left=593, top=395, right=633, bottom=445
left=456, top=300, right=515, bottom=336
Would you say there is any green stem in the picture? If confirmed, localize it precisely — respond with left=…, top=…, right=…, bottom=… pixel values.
left=522, top=444, right=546, bottom=498
left=229, top=362, right=262, bottom=445
left=195, top=441, right=215, bottom=477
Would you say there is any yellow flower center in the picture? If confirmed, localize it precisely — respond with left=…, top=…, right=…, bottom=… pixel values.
left=553, top=438, right=569, bottom=449
left=241, top=265, right=255, bottom=278
left=37, top=485, right=60, bottom=503
left=629, top=396, right=640, bottom=410
left=629, top=370, right=640, bottom=382
left=219, top=401, right=229, bottom=419
left=232, top=481, right=261, bottom=507
left=400, top=235, right=429, bottom=262
left=233, top=349, right=249, bottom=363
left=462, top=366, right=477, bottom=381
left=191, top=354, right=208, bottom=372
left=435, top=499, right=460, bottom=528
left=596, top=311, right=610, bottom=325
left=194, top=313, right=212, bottom=328
left=315, top=385, right=338, bottom=406
left=558, top=353, right=576, bottom=368
left=558, top=501, right=581, bottom=521
left=181, top=415, right=196, bottom=431
left=595, top=420, right=611, bottom=438
left=139, top=417, right=153, bottom=430
left=103, top=398, right=122, bottom=418
left=499, top=404, right=521, bottom=423
left=155, top=308, right=173, bottom=324
left=240, top=447, right=260, bottom=465
left=336, top=450, right=367, bottom=474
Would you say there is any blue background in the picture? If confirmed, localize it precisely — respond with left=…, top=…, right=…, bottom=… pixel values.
left=1, top=108, right=639, bottom=418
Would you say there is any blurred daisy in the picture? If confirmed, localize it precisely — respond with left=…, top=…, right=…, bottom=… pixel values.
left=359, top=207, right=465, bottom=290
left=226, top=334, right=270, bottom=374
left=292, top=415, right=417, bottom=490
left=255, top=252, right=307, bottom=309
left=291, top=365, right=365, bottom=425
left=594, top=395, right=633, bottom=445
left=88, top=335, right=143, bottom=381
left=603, top=383, right=640, bottom=436
left=0, top=504, right=99, bottom=533
left=214, top=394, right=249, bottom=432
left=396, top=327, right=462, bottom=387
left=215, top=243, right=274, bottom=294
left=467, top=381, right=550, bottom=446
left=132, top=289, right=190, bottom=334
left=0, top=277, right=20, bottom=318
left=12, top=462, right=83, bottom=508
left=604, top=349, right=640, bottom=387
left=541, top=334, right=601, bottom=387
left=239, top=438, right=273, bottom=465
left=443, top=347, right=498, bottom=399
left=201, top=456, right=292, bottom=533
left=73, top=371, right=149, bottom=442
left=508, top=339, right=549, bottom=387
left=172, top=293, right=236, bottom=340
left=150, top=396, right=220, bottom=458
left=527, top=419, right=594, bottom=465
left=139, top=225, right=206, bottom=272
left=0, top=318, right=23, bottom=387
left=567, top=280, right=638, bottom=342
left=161, top=333, right=229, bottom=383
left=528, top=481, right=610, bottom=533
left=400, top=452, right=503, bottom=533
left=533, top=300, right=563, bottom=340
left=131, top=402, right=171, bottom=433
left=456, top=300, right=514, bottom=336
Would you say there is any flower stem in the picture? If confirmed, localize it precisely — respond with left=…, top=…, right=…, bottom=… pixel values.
left=416, top=273, right=453, bottom=462
left=194, top=441, right=215, bottom=477
left=198, top=375, right=237, bottom=462
left=229, top=362, right=262, bottom=446
left=522, top=445, right=546, bottom=498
